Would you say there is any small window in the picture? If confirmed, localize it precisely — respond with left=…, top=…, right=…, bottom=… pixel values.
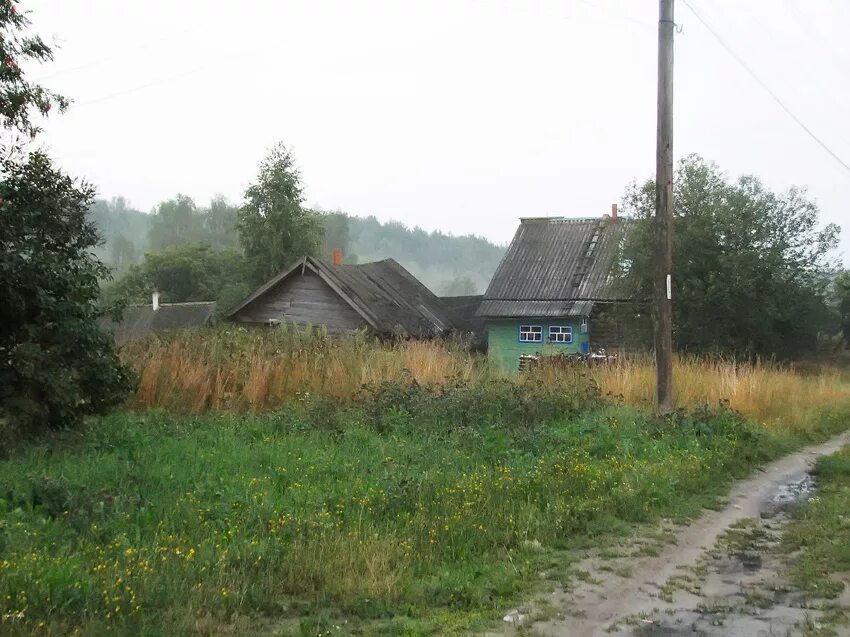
left=519, top=325, right=543, bottom=343
left=580, top=317, right=588, bottom=334
left=548, top=325, right=574, bottom=344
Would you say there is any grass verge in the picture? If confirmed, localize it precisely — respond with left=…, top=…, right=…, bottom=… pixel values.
left=782, top=446, right=850, bottom=602
left=1, top=389, right=849, bottom=636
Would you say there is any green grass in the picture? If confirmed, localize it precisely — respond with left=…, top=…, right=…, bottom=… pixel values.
left=1, top=396, right=849, bottom=636
left=782, top=446, right=850, bottom=601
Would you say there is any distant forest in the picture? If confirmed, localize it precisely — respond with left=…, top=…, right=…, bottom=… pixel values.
left=89, top=196, right=506, bottom=300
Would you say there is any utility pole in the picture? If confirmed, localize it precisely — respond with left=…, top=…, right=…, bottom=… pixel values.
left=655, top=0, right=675, bottom=413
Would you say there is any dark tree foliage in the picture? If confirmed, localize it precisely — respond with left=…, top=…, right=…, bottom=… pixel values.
left=239, top=143, right=323, bottom=286
left=621, top=155, right=840, bottom=358
left=0, top=1, right=68, bottom=137
left=835, top=270, right=850, bottom=346
left=0, top=151, right=134, bottom=431
left=0, top=3, right=132, bottom=433
left=105, top=242, right=250, bottom=309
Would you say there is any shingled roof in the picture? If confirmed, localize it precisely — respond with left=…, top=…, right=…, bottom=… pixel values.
left=226, top=256, right=455, bottom=338
left=477, top=216, right=631, bottom=318
left=100, top=302, right=216, bottom=342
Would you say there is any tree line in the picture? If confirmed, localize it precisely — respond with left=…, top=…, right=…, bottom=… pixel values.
left=619, top=155, right=848, bottom=359
left=94, top=155, right=506, bottom=312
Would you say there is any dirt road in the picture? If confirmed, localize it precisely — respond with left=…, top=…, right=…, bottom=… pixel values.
left=505, top=431, right=850, bottom=637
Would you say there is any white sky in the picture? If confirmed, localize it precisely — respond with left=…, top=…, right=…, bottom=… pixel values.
left=25, top=0, right=850, bottom=262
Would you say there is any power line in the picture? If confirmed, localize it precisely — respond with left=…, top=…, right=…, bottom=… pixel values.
left=681, top=0, right=850, bottom=175
left=72, top=48, right=264, bottom=109
left=34, top=28, right=199, bottom=83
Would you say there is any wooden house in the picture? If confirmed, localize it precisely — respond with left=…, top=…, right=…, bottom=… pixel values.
left=100, top=292, right=216, bottom=343
left=476, top=212, right=634, bottom=371
left=226, top=256, right=457, bottom=338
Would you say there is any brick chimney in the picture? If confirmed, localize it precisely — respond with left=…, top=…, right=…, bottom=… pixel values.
left=332, top=248, right=342, bottom=266
left=611, top=203, right=618, bottom=223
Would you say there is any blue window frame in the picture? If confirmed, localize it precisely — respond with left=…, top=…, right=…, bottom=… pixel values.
left=518, top=325, right=543, bottom=343
left=548, top=325, right=574, bottom=344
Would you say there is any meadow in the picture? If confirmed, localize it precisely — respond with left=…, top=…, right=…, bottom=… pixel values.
left=2, top=328, right=850, bottom=636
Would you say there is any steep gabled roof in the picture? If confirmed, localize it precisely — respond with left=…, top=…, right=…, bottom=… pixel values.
left=477, top=216, right=632, bottom=318
left=100, top=302, right=216, bottom=341
left=225, top=256, right=455, bottom=337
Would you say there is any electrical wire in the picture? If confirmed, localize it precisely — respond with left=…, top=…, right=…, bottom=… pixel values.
left=72, top=48, right=264, bottom=109
left=682, top=0, right=850, bottom=175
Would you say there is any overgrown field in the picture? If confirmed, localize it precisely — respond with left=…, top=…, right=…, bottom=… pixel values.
left=124, top=327, right=850, bottom=428
left=3, top=381, right=850, bottom=635
left=2, top=329, right=850, bottom=635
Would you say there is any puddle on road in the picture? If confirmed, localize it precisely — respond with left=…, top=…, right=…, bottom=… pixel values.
left=761, top=473, right=816, bottom=518
left=606, top=471, right=841, bottom=636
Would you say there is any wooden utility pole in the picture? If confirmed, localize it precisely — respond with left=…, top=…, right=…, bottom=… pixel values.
left=655, top=0, right=675, bottom=413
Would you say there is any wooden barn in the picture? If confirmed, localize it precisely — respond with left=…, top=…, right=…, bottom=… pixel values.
left=477, top=210, right=635, bottom=372
left=226, top=256, right=457, bottom=338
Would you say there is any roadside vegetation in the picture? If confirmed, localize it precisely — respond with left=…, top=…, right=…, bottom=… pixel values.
left=3, top=339, right=850, bottom=635
left=783, top=446, right=850, bottom=603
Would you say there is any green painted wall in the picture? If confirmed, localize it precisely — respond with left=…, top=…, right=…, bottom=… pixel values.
left=487, top=319, right=590, bottom=373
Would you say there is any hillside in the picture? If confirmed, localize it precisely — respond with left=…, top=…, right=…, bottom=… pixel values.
left=89, top=199, right=506, bottom=295
left=345, top=215, right=504, bottom=295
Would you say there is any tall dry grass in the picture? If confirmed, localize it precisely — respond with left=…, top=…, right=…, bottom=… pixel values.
left=123, top=326, right=479, bottom=412
left=589, top=356, right=850, bottom=427
left=123, top=327, right=850, bottom=427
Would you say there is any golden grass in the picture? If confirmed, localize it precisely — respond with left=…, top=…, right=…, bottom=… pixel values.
left=122, top=327, right=479, bottom=412
left=123, top=327, right=850, bottom=428
left=590, top=356, right=850, bottom=427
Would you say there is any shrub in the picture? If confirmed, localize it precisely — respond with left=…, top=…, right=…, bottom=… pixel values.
left=0, top=150, right=134, bottom=434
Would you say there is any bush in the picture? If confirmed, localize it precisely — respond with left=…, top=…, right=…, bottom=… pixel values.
left=0, top=150, right=134, bottom=434
left=353, top=374, right=601, bottom=433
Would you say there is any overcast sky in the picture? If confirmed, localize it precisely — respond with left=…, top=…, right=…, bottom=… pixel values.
left=25, top=0, right=850, bottom=262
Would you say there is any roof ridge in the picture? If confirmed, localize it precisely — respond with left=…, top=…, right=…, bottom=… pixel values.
left=519, top=216, right=603, bottom=223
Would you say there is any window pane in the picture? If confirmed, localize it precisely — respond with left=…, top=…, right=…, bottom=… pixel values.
left=548, top=325, right=573, bottom=343
left=519, top=325, right=543, bottom=342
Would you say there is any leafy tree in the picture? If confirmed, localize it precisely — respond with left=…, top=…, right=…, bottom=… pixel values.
left=238, top=143, right=322, bottom=285
left=88, top=197, right=151, bottom=266
left=0, top=3, right=132, bottom=433
left=1, top=151, right=134, bottom=431
left=204, top=195, right=240, bottom=251
left=0, top=1, right=68, bottom=137
left=835, top=270, right=850, bottom=346
left=106, top=243, right=249, bottom=307
left=148, top=194, right=202, bottom=251
left=109, top=233, right=137, bottom=273
left=621, top=155, right=840, bottom=358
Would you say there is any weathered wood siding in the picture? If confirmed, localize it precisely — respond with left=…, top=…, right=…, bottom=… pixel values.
left=231, top=270, right=368, bottom=332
